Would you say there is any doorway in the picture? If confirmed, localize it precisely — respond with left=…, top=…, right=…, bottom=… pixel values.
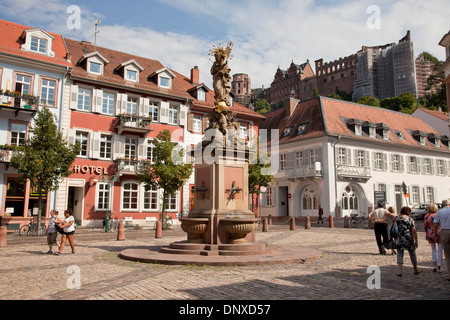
left=278, top=186, right=289, bottom=216
left=67, top=186, right=83, bottom=226
left=342, top=185, right=360, bottom=217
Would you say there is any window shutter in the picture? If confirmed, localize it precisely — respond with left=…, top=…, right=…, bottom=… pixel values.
left=159, top=101, right=169, bottom=123
left=202, top=116, right=209, bottom=133
left=364, top=151, right=370, bottom=168
left=179, top=105, right=188, bottom=126
left=67, top=129, right=76, bottom=146
left=114, top=135, right=125, bottom=159
left=69, top=85, right=78, bottom=110
left=93, top=89, right=103, bottom=114
left=142, top=98, right=150, bottom=117
left=91, top=132, right=101, bottom=159
left=383, top=153, right=388, bottom=171
left=417, top=157, right=422, bottom=174
left=137, top=138, right=146, bottom=158
left=346, top=148, right=352, bottom=166
left=399, top=155, right=404, bottom=173
left=187, top=113, right=194, bottom=132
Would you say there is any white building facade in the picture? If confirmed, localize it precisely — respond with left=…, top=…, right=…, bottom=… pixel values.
left=260, top=97, right=450, bottom=218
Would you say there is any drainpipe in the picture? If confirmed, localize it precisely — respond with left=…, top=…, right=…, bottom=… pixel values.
left=332, top=135, right=341, bottom=218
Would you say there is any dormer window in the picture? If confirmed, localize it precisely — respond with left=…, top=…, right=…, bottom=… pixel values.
left=410, top=130, right=427, bottom=145
left=149, top=67, right=176, bottom=89
left=20, top=28, right=55, bottom=57
left=78, top=51, right=109, bottom=75
left=198, top=89, right=206, bottom=101
left=369, top=127, right=376, bottom=138
left=297, top=122, right=311, bottom=135
left=126, top=69, right=138, bottom=82
left=393, top=130, right=405, bottom=140
left=160, top=77, right=170, bottom=88
left=89, top=61, right=102, bottom=74
left=345, top=118, right=363, bottom=136
left=115, top=59, right=144, bottom=83
left=30, top=36, right=47, bottom=54
left=355, top=124, right=362, bottom=136
left=428, top=133, right=441, bottom=148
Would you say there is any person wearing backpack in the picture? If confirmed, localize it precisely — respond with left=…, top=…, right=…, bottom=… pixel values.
left=395, top=206, right=419, bottom=277
left=369, top=200, right=390, bottom=255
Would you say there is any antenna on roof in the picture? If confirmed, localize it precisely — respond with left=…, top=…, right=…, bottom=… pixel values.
left=92, top=19, right=101, bottom=47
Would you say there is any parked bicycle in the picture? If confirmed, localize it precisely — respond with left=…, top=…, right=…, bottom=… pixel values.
left=349, top=213, right=369, bottom=229
left=19, top=218, right=46, bottom=236
left=153, top=216, right=173, bottom=230
left=102, top=213, right=121, bottom=233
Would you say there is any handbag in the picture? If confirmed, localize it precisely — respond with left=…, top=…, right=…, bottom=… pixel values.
left=385, top=238, right=394, bottom=249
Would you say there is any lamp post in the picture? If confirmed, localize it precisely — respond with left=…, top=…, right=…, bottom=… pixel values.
left=98, top=174, right=119, bottom=232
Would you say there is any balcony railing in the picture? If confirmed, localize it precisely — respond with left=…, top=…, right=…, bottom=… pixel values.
left=0, top=91, right=39, bottom=115
left=275, top=162, right=323, bottom=180
left=336, top=165, right=371, bottom=180
left=114, top=158, right=149, bottom=174
left=116, top=113, right=152, bottom=135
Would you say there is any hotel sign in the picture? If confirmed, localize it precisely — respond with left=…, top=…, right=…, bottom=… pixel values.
left=73, top=165, right=109, bottom=175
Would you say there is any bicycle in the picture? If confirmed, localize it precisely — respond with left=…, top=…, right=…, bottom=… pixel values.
left=153, top=216, right=173, bottom=230
left=349, top=213, right=369, bottom=229
left=19, top=218, right=46, bottom=236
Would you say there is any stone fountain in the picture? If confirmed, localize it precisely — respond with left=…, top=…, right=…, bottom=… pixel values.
left=119, top=42, right=320, bottom=265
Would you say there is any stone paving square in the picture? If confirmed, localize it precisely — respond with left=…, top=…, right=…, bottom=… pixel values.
left=0, top=223, right=448, bottom=303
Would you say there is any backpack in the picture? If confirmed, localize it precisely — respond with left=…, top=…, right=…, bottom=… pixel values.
left=390, top=220, right=399, bottom=239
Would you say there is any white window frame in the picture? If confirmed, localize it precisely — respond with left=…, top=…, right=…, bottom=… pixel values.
left=96, top=182, right=111, bottom=211
left=239, top=123, right=248, bottom=140
left=30, top=36, right=47, bottom=54
left=102, top=92, right=115, bottom=115
left=10, top=123, right=27, bottom=146
left=40, top=78, right=56, bottom=107
left=422, top=158, right=433, bottom=175
left=168, top=105, right=179, bottom=125
left=126, top=69, right=138, bottom=82
left=126, top=97, right=138, bottom=115
left=121, top=181, right=139, bottom=212
left=77, top=88, right=91, bottom=111
left=99, top=134, right=112, bottom=160
left=143, top=185, right=159, bottom=211
left=411, top=185, right=420, bottom=204
left=76, top=131, right=89, bottom=157
left=89, top=61, right=102, bottom=74
left=149, top=101, right=159, bottom=122
left=164, top=192, right=179, bottom=212
left=198, top=89, right=206, bottom=101
left=160, top=76, right=170, bottom=88
left=425, top=186, right=434, bottom=203
left=436, top=159, right=446, bottom=176
left=193, top=115, right=202, bottom=133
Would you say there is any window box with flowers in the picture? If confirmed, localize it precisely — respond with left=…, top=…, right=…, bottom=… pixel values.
left=116, top=113, right=152, bottom=135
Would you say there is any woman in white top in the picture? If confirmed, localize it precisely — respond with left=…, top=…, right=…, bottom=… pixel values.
left=56, top=209, right=75, bottom=255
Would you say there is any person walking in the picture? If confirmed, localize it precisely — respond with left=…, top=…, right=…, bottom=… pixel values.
left=56, top=209, right=75, bottom=255
left=45, top=210, right=59, bottom=254
left=369, top=200, right=390, bottom=255
left=434, top=200, right=450, bottom=281
left=387, top=206, right=398, bottom=255
left=318, top=205, right=324, bottom=224
left=395, top=206, right=419, bottom=277
left=424, top=203, right=442, bottom=273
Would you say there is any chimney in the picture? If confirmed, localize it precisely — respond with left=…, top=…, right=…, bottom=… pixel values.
left=191, top=66, right=199, bottom=85
left=287, top=90, right=299, bottom=117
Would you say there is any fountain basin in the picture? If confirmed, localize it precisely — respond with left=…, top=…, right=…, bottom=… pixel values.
left=180, top=218, right=209, bottom=243
left=220, top=218, right=257, bottom=244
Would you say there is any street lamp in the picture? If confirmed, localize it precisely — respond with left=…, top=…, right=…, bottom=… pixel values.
left=98, top=174, right=119, bottom=232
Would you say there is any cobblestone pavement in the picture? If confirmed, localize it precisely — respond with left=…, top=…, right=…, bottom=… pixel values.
left=1, top=223, right=449, bottom=301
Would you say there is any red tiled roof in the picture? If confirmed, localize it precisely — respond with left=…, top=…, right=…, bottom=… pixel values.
left=0, top=19, right=71, bottom=67
left=64, top=38, right=264, bottom=121
left=260, top=96, right=449, bottom=152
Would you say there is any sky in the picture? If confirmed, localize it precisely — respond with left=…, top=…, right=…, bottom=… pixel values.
left=0, top=0, right=449, bottom=89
